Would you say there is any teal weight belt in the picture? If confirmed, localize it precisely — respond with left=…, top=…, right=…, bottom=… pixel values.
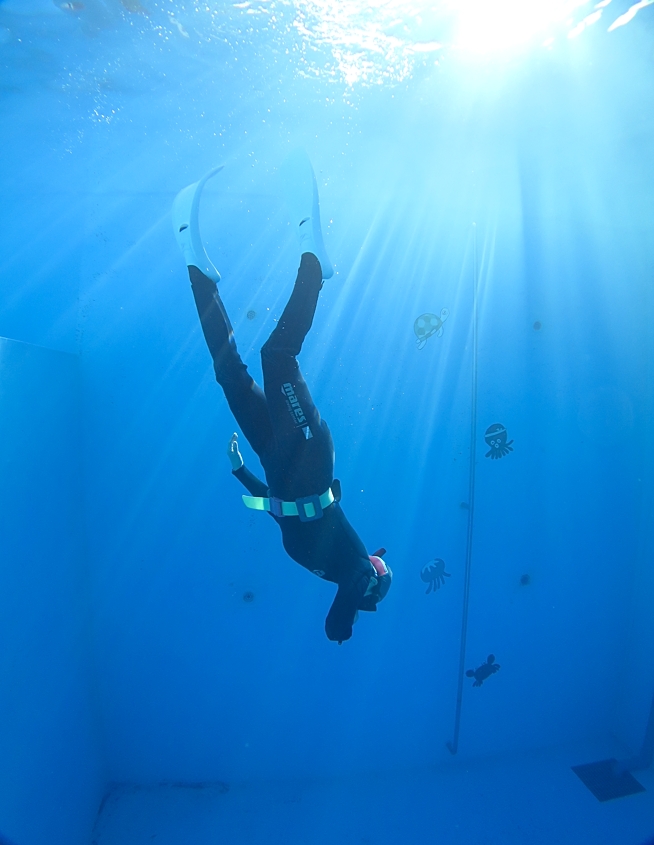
left=242, top=487, right=335, bottom=522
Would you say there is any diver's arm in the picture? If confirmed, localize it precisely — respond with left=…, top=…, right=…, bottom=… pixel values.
left=227, top=432, right=269, bottom=498
left=325, top=568, right=371, bottom=644
left=233, top=465, right=269, bottom=498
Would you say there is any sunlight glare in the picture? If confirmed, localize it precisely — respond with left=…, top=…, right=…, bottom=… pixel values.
left=607, top=0, right=654, bottom=31
left=452, top=0, right=591, bottom=52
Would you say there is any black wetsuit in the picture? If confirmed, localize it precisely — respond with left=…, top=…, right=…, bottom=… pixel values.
left=189, top=253, right=375, bottom=643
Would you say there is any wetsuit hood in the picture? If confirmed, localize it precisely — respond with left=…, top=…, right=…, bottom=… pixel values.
left=359, top=554, right=392, bottom=612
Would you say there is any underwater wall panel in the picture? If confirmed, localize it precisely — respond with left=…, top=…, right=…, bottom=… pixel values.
left=2, top=0, right=654, bottom=811
left=0, top=337, right=105, bottom=845
left=0, top=92, right=88, bottom=355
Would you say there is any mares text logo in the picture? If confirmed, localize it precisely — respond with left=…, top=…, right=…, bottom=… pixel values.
left=282, top=382, right=306, bottom=425
left=281, top=382, right=312, bottom=440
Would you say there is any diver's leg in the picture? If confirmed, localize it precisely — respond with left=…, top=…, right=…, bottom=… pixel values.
left=265, top=151, right=332, bottom=434
left=190, top=267, right=272, bottom=458
left=173, top=168, right=273, bottom=457
left=264, top=253, right=323, bottom=361
left=260, top=254, right=334, bottom=494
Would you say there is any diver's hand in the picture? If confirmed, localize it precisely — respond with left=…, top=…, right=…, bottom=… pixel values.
left=227, top=432, right=244, bottom=471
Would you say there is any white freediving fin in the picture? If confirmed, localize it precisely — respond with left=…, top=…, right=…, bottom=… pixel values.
left=172, top=165, right=224, bottom=283
left=280, top=149, right=333, bottom=280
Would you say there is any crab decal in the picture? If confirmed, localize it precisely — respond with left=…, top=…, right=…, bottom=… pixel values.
left=420, top=558, right=451, bottom=594
left=484, top=423, right=514, bottom=460
left=466, top=654, right=501, bottom=687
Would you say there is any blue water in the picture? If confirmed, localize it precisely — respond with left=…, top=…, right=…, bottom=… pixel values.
left=1, top=2, right=654, bottom=844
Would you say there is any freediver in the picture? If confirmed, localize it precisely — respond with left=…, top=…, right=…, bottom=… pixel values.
left=172, top=150, right=392, bottom=644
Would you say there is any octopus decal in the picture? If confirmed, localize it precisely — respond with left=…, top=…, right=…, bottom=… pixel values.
left=420, top=558, right=451, bottom=593
left=484, top=423, right=514, bottom=460
left=414, top=309, right=449, bottom=350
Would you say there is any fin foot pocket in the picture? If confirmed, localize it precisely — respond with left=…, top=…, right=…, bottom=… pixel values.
left=280, top=149, right=333, bottom=280
left=172, top=165, right=224, bottom=283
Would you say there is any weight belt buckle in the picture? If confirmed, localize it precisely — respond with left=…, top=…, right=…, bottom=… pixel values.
left=295, top=494, right=323, bottom=522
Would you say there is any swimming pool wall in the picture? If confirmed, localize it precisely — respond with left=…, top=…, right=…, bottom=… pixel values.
left=1, top=16, right=654, bottom=845
left=0, top=338, right=105, bottom=845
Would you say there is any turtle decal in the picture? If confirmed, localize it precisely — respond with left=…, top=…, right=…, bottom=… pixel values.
left=466, top=654, right=501, bottom=687
left=414, top=309, right=449, bottom=350
left=484, top=423, right=514, bottom=459
left=420, top=558, right=451, bottom=594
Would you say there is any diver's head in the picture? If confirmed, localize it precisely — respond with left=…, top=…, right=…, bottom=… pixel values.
left=359, top=552, right=392, bottom=612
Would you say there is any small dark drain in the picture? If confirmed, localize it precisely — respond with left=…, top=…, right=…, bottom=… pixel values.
left=572, top=759, right=646, bottom=802
left=242, top=591, right=255, bottom=603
